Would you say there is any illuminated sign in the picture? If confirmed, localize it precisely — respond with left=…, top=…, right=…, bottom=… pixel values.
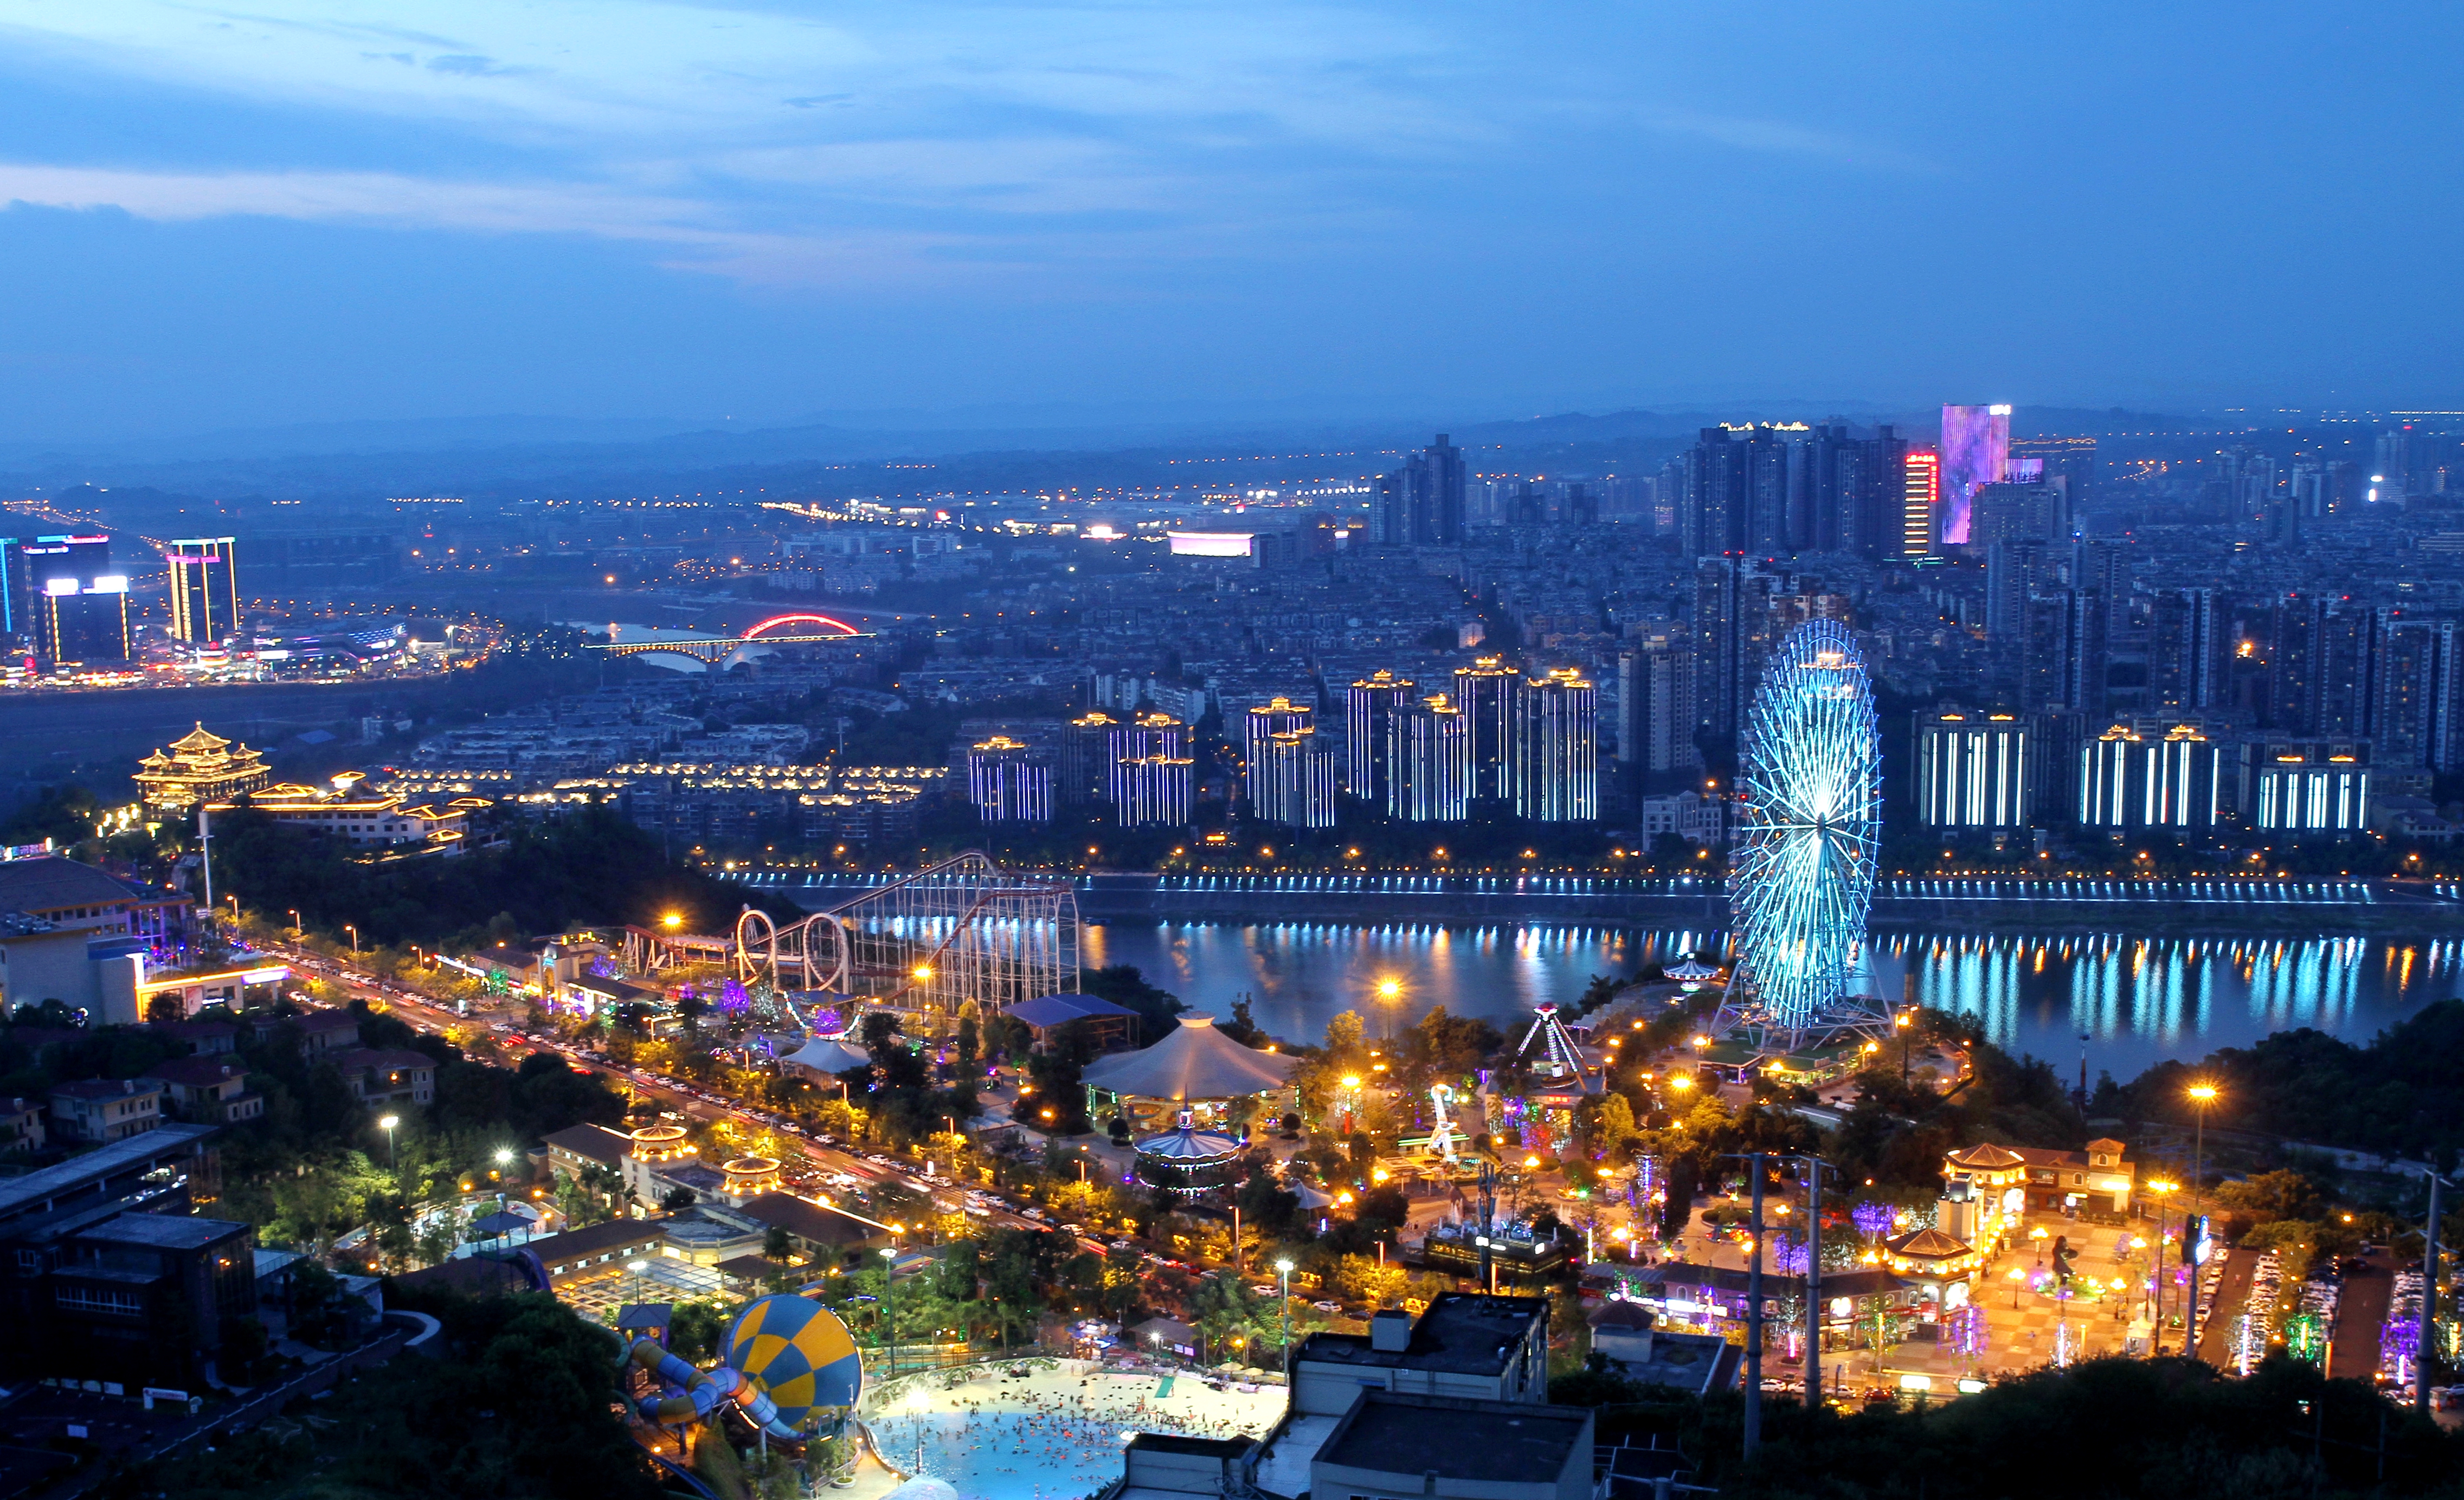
left=89, top=576, right=128, bottom=594
left=43, top=578, right=78, bottom=596
left=1168, top=532, right=1255, bottom=558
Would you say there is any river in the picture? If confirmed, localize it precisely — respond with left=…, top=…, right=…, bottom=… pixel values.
left=1076, top=922, right=2464, bottom=1080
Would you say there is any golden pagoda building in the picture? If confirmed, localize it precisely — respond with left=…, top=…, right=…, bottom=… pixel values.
left=135, top=724, right=272, bottom=812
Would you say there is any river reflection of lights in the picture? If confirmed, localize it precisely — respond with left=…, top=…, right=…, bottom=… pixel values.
left=1073, top=922, right=2464, bottom=1076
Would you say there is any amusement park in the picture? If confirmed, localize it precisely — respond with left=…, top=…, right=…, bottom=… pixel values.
left=59, top=619, right=2463, bottom=1500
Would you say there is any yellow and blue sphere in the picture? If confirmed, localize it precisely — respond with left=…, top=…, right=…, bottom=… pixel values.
left=725, top=1295, right=862, bottom=1429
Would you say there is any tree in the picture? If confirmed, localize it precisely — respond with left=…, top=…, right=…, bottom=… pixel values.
left=763, top=1223, right=794, bottom=1265
left=660, top=1186, right=698, bottom=1213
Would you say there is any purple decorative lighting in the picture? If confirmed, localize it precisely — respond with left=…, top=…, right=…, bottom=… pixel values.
left=1773, top=1235, right=1811, bottom=1276
left=719, top=977, right=749, bottom=1014
left=1939, top=403, right=2010, bottom=545
left=1852, top=1201, right=1895, bottom=1239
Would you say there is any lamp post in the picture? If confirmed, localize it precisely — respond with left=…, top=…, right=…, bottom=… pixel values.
left=288, top=908, right=301, bottom=936
left=627, top=1257, right=649, bottom=1306
left=2186, top=1083, right=2217, bottom=1355
left=880, top=1244, right=899, bottom=1379
left=345, top=924, right=359, bottom=957
left=379, top=1113, right=400, bottom=1169
left=1275, top=1258, right=1294, bottom=1383
left=2144, top=1179, right=2176, bottom=1353
left=1896, top=1011, right=1914, bottom=1086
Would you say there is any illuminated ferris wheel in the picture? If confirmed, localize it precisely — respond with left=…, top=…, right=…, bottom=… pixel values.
left=1725, top=619, right=1883, bottom=1040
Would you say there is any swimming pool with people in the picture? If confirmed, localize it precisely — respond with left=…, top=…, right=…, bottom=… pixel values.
left=862, top=1364, right=1284, bottom=1500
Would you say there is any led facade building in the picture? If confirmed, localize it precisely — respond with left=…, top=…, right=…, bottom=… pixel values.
left=1254, top=730, right=1337, bottom=828
left=1915, top=710, right=2031, bottom=829
left=1243, top=696, right=1314, bottom=818
left=2251, top=742, right=2371, bottom=835
left=6, top=535, right=131, bottom=667
left=165, top=537, right=240, bottom=646
left=1517, top=668, right=1598, bottom=821
left=1061, top=711, right=1118, bottom=805
left=1899, top=453, right=1941, bottom=560
left=1345, top=671, right=1414, bottom=804
left=1388, top=693, right=1471, bottom=822
left=1454, top=656, right=1524, bottom=804
left=967, top=736, right=1053, bottom=823
left=1114, top=755, right=1194, bottom=828
left=1107, top=712, right=1186, bottom=807
left=2077, top=720, right=2229, bottom=830
left=1938, top=404, right=2011, bottom=546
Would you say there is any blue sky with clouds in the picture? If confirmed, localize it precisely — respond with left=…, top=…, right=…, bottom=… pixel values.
left=0, top=1, right=2453, bottom=440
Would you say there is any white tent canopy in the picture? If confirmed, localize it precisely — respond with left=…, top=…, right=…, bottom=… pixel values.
left=1080, top=1013, right=1297, bottom=1101
left=783, top=1035, right=872, bottom=1076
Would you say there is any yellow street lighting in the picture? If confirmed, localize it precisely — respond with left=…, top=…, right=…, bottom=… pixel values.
left=661, top=912, right=684, bottom=930
left=1341, top=1075, right=1361, bottom=1089
left=2187, top=1083, right=2218, bottom=1104
left=1523, top=1156, right=1541, bottom=1169
left=912, top=965, right=935, bottom=981
left=1668, top=1075, right=1693, bottom=1093
left=1375, top=978, right=1403, bottom=1001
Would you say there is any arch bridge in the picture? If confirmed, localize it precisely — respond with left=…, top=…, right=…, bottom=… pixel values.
left=590, top=613, right=872, bottom=666
left=735, top=851, right=1079, bottom=1019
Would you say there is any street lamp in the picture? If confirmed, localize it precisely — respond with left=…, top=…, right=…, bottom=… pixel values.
left=378, top=1113, right=400, bottom=1168
left=880, top=1244, right=899, bottom=1379
left=627, top=1257, right=649, bottom=1306
left=2146, top=1179, right=2178, bottom=1351
left=288, top=908, right=301, bottom=935
left=1275, top=1258, right=1295, bottom=1382
left=2186, top=1083, right=2218, bottom=1353
left=345, top=924, right=359, bottom=956
left=1895, top=1011, right=1914, bottom=1085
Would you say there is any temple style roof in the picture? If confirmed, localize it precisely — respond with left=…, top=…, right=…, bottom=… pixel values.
left=172, top=723, right=230, bottom=754
left=1080, top=1013, right=1297, bottom=1102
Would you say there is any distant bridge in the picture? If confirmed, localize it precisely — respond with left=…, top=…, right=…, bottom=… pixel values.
left=587, top=613, right=874, bottom=665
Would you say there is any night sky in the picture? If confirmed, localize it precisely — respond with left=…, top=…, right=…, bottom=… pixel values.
left=0, top=2, right=2451, bottom=440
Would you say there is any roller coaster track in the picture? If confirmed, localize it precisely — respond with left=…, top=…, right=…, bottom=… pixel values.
left=735, top=851, right=1078, bottom=1018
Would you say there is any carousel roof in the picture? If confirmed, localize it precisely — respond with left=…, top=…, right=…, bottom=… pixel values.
left=1664, top=960, right=1721, bottom=980
left=1080, top=1013, right=1296, bottom=1101
left=1134, top=1121, right=1244, bottom=1163
left=1884, top=1226, right=1974, bottom=1262
left=783, top=1035, right=872, bottom=1074
left=1945, top=1143, right=2027, bottom=1171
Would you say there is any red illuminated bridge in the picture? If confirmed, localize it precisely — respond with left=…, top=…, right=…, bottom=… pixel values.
left=587, top=613, right=872, bottom=664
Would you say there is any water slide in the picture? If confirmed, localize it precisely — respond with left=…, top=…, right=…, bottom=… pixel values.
left=624, top=1336, right=803, bottom=1443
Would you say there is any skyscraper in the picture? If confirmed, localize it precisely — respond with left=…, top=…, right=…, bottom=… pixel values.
left=5, top=534, right=131, bottom=668
left=2076, top=720, right=2229, bottom=829
left=1346, top=671, right=1413, bottom=804
left=1614, top=635, right=1699, bottom=797
left=1371, top=434, right=1467, bottom=545
left=2148, top=588, right=2229, bottom=712
left=1387, top=693, right=1471, bottom=822
left=1061, top=711, right=1119, bottom=805
left=1453, top=655, right=1523, bottom=805
left=1939, top=404, right=2011, bottom=546
left=1517, top=667, right=1598, bottom=821
left=1253, top=730, right=1337, bottom=828
left=165, top=537, right=240, bottom=646
left=1114, top=755, right=1194, bottom=827
left=1243, top=696, right=1314, bottom=817
left=1694, top=556, right=1779, bottom=741
left=1899, top=452, right=1941, bottom=560
left=1915, top=709, right=2031, bottom=829
left=2269, top=595, right=2375, bottom=736
left=1804, top=423, right=1907, bottom=556
left=967, top=736, right=1053, bottom=823
left=1108, top=712, right=1187, bottom=807
left=2372, top=616, right=2462, bottom=770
